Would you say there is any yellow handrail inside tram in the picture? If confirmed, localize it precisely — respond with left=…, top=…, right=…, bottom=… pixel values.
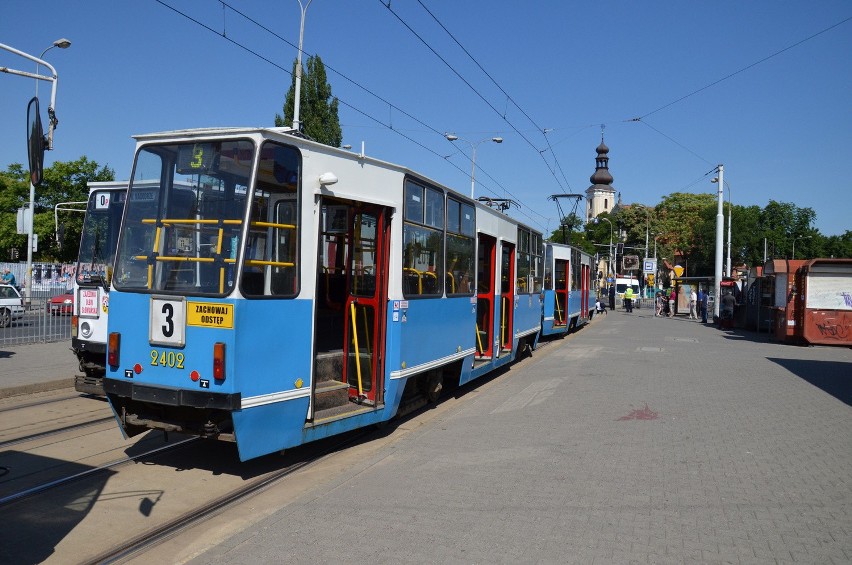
left=137, top=216, right=297, bottom=293
left=554, top=292, right=563, bottom=325
left=501, top=296, right=507, bottom=349
left=475, top=322, right=485, bottom=355
left=349, top=302, right=364, bottom=397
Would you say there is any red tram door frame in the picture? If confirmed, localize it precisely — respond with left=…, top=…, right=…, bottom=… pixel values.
left=581, top=263, right=590, bottom=317
left=554, top=258, right=568, bottom=326
left=475, top=234, right=496, bottom=358
left=342, top=204, right=389, bottom=405
left=499, top=242, right=515, bottom=353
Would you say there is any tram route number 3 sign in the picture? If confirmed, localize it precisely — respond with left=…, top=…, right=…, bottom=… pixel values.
left=150, top=297, right=186, bottom=347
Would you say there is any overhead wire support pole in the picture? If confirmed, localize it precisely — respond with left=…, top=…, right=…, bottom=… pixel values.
left=548, top=194, right=583, bottom=243
left=714, top=165, right=724, bottom=320
left=291, top=0, right=313, bottom=131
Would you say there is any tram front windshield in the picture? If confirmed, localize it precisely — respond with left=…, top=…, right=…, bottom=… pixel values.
left=77, top=189, right=124, bottom=285
left=113, top=139, right=300, bottom=298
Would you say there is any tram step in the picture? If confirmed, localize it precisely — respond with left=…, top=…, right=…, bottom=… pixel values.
left=315, top=350, right=344, bottom=382
left=314, top=379, right=349, bottom=411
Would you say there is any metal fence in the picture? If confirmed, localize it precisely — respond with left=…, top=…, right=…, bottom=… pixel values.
left=1, top=282, right=73, bottom=346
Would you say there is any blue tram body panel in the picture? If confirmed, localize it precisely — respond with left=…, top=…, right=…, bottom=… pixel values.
left=514, top=293, right=543, bottom=342
left=391, top=297, right=475, bottom=376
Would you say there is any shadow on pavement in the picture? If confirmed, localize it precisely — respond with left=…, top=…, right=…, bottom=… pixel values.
left=768, top=357, right=852, bottom=407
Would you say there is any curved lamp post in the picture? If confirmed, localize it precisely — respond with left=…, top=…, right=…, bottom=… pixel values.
left=27, top=38, right=71, bottom=305
left=792, top=235, right=811, bottom=260
left=444, top=133, right=502, bottom=198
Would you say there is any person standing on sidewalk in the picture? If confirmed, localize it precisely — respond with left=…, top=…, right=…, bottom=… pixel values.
left=2, top=268, right=16, bottom=288
left=668, top=287, right=676, bottom=317
left=608, top=284, right=616, bottom=311
left=624, top=286, right=634, bottom=312
left=689, top=288, right=698, bottom=319
left=700, top=288, right=709, bottom=323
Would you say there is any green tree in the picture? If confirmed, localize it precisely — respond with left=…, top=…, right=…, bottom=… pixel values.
left=275, top=55, right=342, bottom=147
left=822, top=231, right=852, bottom=259
left=0, top=158, right=114, bottom=263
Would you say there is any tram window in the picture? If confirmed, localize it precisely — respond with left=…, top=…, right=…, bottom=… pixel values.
left=531, top=232, right=543, bottom=293
left=544, top=245, right=554, bottom=290
left=515, top=228, right=542, bottom=294
left=240, top=142, right=300, bottom=298
left=402, top=179, right=444, bottom=298
left=517, top=229, right=531, bottom=294
left=446, top=198, right=474, bottom=296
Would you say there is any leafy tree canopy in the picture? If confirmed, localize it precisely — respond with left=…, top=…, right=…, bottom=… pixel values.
left=1, top=157, right=114, bottom=263
left=275, top=55, right=342, bottom=147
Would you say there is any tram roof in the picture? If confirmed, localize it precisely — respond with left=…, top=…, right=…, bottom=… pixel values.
left=131, top=126, right=540, bottom=234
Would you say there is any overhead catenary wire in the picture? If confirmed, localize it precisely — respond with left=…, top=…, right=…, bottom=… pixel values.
left=154, top=0, right=551, bottom=231
left=380, top=1, right=570, bottom=195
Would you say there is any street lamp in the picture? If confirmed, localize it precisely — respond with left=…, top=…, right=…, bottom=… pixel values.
left=712, top=176, right=732, bottom=277
left=594, top=217, right=613, bottom=279
left=291, top=0, right=313, bottom=131
left=792, top=235, right=811, bottom=259
left=444, top=133, right=502, bottom=198
left=26, top=38, right=71, bottom=306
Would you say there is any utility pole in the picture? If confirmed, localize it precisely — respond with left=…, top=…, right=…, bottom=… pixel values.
left=713, top=164, right=724, bottom=319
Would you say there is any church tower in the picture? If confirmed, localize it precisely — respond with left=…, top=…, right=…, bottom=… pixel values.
left=585, top=133, right=617, bottom=222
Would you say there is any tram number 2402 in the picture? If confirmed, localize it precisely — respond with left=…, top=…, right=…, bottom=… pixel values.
left=150, top=349, right=185, bottom=369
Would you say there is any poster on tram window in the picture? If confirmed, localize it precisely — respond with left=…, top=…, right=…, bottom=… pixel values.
left=806, top=273, right=852, bottom=310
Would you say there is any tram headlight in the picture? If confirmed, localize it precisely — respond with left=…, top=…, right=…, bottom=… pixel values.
left=80, top=321, right=92, bottom=338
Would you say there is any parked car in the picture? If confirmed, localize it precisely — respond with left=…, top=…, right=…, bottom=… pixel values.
left=0, top=283, right=25, bottom=327
left=48, top=293, right=74, bottom=315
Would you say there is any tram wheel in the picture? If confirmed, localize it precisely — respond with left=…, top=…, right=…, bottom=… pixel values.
left=424, top=371, right=443, bottom=403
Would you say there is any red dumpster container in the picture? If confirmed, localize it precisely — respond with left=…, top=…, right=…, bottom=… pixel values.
left=794, top=258, right=852, bottom=346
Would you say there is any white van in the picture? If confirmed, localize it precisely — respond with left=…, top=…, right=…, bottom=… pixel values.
left=615, top=277, right=640, bottom=298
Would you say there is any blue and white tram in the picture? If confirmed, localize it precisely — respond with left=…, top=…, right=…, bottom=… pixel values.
left=104, top=127, right=549, bottom=461
left=541, top=242, right=595, bottom=337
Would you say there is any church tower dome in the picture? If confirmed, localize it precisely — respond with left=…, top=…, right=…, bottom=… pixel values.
left=585, top=131, right=617, bottom=221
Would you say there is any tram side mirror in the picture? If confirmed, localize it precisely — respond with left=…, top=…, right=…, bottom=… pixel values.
left=27, top=97, right=46, bottom=187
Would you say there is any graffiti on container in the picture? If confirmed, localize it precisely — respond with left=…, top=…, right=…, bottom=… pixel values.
left=842, top=292, right=852, bottom=308
left=815, top=319, right=849, bottom=340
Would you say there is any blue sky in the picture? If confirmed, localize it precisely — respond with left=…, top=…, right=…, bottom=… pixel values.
left=2, top=1, right=850, bottom=238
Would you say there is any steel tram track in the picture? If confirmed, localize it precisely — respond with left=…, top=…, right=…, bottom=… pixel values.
left=0, top=416, right=116, bottom=450
left=0, top=391, right=94, bottom=413
left=0, top=437, right=199, bottom=507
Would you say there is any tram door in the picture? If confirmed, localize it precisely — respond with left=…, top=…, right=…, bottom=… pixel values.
left=554, top=259, right=568, bottom=326
left=475, top=234, right=496, bottom=359
left=499, top=242, right=515, bottom=353
left=342, top=205, right=389, bottom=405
left=581, top=264, right=590, bottom=317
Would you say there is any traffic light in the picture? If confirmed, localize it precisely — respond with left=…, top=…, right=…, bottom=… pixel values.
left=616, top=242, right=624, bottom=254
left=647, top=274, right=655, bottom=287
left=10, top=248, right=19, bottom=260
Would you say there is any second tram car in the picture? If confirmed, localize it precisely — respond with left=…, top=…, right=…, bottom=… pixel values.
left=541, top=242, right=594, bottom=337
left=104, top=127, right=594, bottom=461
left=72, top=182, right=126, bottom=394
